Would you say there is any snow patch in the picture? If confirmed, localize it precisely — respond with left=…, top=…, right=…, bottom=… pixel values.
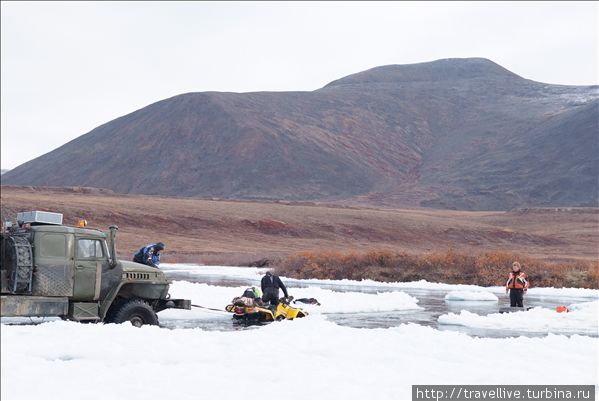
left=444, top=291, right=498, bottom=302
left=289, top=286, right=421, bottom=314
left=438, top=300, right=598, bottom=336
left=159, top=281, right=421, bottom=321
left=160, top=263, right=268, bottom=278
left=288, top=277, right=599, bottom=298
left=161, top=265, right=599, bottom=298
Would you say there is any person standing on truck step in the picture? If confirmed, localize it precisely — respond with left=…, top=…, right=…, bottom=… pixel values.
left=505, top=261, right=529, bottom=307
left=261, top=271, right=288, bottom=307
left=133, top=242, right=165, bottom=268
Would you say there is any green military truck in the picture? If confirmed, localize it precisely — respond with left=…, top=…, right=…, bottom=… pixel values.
left=0, top=211, right=190, bottom=326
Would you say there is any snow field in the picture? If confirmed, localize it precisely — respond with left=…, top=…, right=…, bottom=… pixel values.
left=159, top=281, right=422, bottom=322
left=160, top=264, right=599, bottom=298
left=3, top=265, right=598, bottom=399
left=444, top=291, right=498, bottom=302
left=2, top=315, right=597, bottom=400
left=438, top=300, right=598, bottom=335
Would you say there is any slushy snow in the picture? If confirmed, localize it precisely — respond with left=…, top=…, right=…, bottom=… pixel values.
left=159, top=281, right=421, bottom=322
left=2, top=317, right=597, bottom=400
left=444, top=291, right=498, bottom=302
left=438, top=300, right=598, bottom=336
left=161, top=263, right=269, bottom=278
left=161, top=264, right=599, bottom=298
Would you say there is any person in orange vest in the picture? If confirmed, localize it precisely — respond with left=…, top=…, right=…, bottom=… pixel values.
left=505, top=261, right=529, bottom=307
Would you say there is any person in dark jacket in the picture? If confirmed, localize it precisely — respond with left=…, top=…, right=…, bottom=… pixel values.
left=505, top=261, right=529, bottom=307
left=133, top=242, right=165, bottom=268
left=261, top=271, right=288, bottom=306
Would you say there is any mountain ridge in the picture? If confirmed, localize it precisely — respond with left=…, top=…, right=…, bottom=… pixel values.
left=323, top=58, right=523, bottom=88
left=3, top=58, right=598, bottom=210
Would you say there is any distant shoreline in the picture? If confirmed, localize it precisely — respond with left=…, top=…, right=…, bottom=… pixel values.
left=2, top=186, right=597, bottom=281
left=273, top=249, right=599, bottom=290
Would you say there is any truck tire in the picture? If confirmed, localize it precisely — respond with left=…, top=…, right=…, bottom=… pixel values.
left=5, top=236, right=33, bottom=293
left=111, top=299, right=159, bottom=327
left=16, top=246, right=32, bottom=283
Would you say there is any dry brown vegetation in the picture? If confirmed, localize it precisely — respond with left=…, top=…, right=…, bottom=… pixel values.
left=276, top=249, right=599, bottom=289
left=1, top=186, right=598, bottom=287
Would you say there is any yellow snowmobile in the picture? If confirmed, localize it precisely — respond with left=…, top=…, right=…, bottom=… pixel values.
left=225, top=294, right=307, bottom=322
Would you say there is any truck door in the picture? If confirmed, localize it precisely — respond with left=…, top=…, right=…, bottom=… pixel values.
left=73, top=238, right=107, bottom=301
left=32, top=232, right=73, bottom=297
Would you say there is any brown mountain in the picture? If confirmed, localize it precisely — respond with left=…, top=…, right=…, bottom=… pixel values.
left=2, top=58, right=598, bottom=210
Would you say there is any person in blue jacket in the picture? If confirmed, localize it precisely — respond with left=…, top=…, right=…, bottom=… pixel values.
left=133, top=242, right=165, bottom=268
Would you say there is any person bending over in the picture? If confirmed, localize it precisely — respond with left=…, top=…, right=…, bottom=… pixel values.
left=133, top=242, right=165, bottom=268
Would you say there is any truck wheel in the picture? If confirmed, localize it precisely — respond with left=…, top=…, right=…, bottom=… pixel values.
left=112, top=300, right=158, bottom=327
left=15, top=246, right=33, bottom=286
left=5, top=236, right=34, bottom=293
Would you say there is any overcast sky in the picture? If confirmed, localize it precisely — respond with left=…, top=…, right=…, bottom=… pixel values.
left=1, top=1, right=597, bottom=170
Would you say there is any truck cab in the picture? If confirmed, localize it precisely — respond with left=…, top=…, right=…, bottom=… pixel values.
left=1, top=211, right=190, bottom=326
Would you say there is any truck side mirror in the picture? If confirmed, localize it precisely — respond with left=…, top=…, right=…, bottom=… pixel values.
left=108, top=225, right=119, bottom=269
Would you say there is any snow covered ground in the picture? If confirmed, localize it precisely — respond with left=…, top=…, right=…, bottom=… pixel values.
left=444, top=291, right=498, bottom=301
left=161, top=281, right=422, bottom=319
left=2, top=265, right=598, bottom=399
left=439, top=300, right=598, bottom=336
left=161, top=264, right=599, bottom=297
left=2, top=317, right=596, bottom=400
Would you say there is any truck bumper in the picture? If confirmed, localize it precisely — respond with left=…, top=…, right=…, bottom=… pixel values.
left=154, top=298, right=191, bottom=313
left=1, top=295, right=69, bottom=317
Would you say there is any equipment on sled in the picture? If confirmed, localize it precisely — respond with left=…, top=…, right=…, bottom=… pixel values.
left=225, top=292, right=307, bottom=322
left=294, top=297, right=321, bottom=306
left=499, top=306, right=533, bottom=313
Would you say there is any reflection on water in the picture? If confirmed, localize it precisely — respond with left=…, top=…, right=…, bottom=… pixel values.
left=162, top=269, right=597, bottom=338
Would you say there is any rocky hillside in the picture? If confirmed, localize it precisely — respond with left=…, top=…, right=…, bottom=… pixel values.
left=3, top=58, right=598, bottom=210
